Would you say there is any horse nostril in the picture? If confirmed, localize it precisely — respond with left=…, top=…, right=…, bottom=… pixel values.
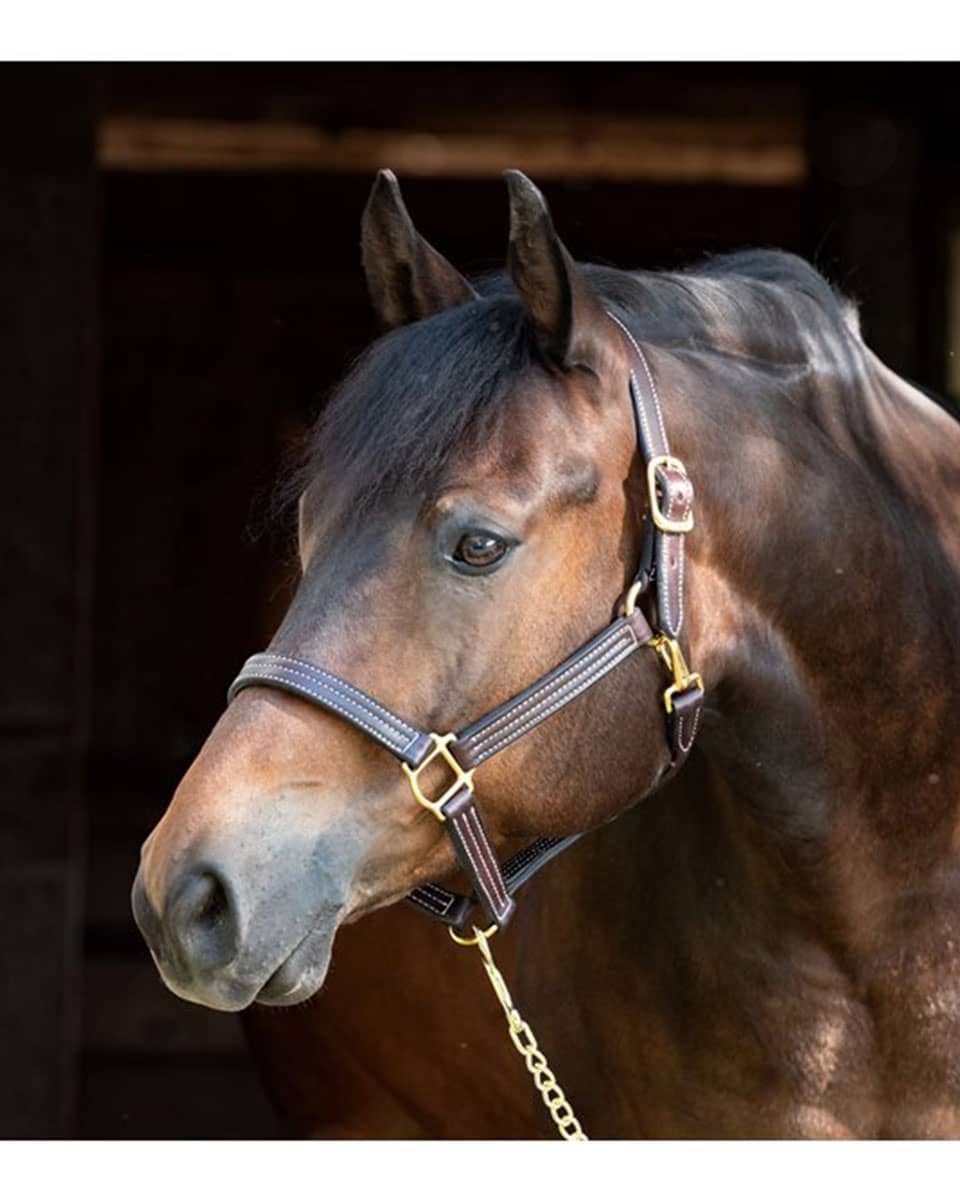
left=192, top=875, right=227, bottom=930
left=167, top=869, right=240, bottom=972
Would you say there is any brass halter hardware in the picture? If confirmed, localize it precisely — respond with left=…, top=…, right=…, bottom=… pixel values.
left=647, top=454, right=694, bottom=534
left=400, top=732, right=475, bottom=822
left=625, top=595, right=704, bottom=716
left=649, top=633, right=704, bottom=714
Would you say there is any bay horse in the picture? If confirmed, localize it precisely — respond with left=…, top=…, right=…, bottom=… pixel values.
left=133, top=169, right=960, bottom=1138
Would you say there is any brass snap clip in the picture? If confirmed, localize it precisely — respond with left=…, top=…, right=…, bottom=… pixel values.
left=649, top=634, right=704, bottom=714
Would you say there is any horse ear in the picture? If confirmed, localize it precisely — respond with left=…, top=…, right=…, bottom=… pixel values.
left=504, top=169, right=606, bottom=370
left=361, top=169, right=478, bottom=330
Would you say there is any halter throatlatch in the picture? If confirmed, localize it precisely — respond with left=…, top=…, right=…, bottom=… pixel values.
left=227, top=315, right=704, bottom=934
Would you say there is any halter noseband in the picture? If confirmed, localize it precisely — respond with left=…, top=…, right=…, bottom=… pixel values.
left=227, top=314, right=704, bottom=933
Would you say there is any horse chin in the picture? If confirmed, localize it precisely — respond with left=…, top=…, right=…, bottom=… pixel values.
left=138, top=891, right=344, bottom=1013
left=158, top=970, right=257, bottom=1014
left=254, top=921, right=339, bottom=1008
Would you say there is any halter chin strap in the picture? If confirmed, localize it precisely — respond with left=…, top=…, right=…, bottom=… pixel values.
left=226, top=315, right=704, bottom=932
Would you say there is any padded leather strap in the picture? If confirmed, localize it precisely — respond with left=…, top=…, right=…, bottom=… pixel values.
left=441, top=785, right=517, bottom=927
left=407, top=835, right=578, bottom=926
left=610, top=312, right=693, bottom=639
left=652, top=463, right=694, bottom=639
left=454, top=609, right=654, bottom=770
left=662, top=684, right=704, bottom=784
left=227, top=652, right=435, bottom=767
left=405, top=880, right=475, bottom=927
left=610, top=311, right=704, bottom=779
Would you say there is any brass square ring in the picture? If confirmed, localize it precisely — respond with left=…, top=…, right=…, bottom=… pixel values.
left=401, top=732, right=475, bottom=821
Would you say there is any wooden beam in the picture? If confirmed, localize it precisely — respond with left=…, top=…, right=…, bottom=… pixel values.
left=99, top=115, right=807, bottom=186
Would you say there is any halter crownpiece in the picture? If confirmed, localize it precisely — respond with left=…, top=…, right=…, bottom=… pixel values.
left=227, top=314, right=704, bottom=933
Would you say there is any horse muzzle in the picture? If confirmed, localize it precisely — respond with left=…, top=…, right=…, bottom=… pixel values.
left=131, top=807, right=363, bottom=1012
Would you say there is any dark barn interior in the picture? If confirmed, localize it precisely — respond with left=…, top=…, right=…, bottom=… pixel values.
left=1, top=62, right=958, bottom=1137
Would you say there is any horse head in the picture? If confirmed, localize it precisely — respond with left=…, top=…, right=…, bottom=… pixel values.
left=131, top=171, right=690, bottom=1011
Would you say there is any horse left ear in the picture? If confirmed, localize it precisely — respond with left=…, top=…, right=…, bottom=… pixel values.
left=361, top=169, right=478, bottom=330
left=504, top=169, right=607, bottom=370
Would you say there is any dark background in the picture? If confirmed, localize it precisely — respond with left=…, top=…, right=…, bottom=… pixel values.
left=1, top=62, right=957, bottom=1138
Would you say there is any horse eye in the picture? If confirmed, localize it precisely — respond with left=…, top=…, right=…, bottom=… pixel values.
left=451, top=530, right=509, bottom=571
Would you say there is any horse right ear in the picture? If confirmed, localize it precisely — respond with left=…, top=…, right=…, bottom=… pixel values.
left=361, top=170, right=478, bottom=330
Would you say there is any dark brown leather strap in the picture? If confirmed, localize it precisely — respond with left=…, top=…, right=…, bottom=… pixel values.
left=441, top=786, right=517, bottom=927
left=227, top=652, right=435, bottom=767
left=652, top=462, right=694, bottom=639
left=405, top=880, right=475, bottom=927
left=662, top=683, right=704, bottom=783
left=407, top=834, right=577, bottom=926
left=609, top=312, right=693, bottom=640
left=609, top=311, right=705, bottom=783
left=454, top=609, right=654, bottom=770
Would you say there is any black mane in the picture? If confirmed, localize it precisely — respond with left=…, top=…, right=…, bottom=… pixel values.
left=286, top=250, right=866, bottom=529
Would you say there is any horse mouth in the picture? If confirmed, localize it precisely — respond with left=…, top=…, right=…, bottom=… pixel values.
left=255, top=922, right=338, bottom=1007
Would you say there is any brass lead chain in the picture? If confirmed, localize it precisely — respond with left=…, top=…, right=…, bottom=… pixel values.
left=452, top=925, right=588, bottom=1141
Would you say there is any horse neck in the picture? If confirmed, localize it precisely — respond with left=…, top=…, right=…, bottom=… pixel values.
left=513, top=344, right=960, bottom=1075
left=653, top=340, right=960, bottom=895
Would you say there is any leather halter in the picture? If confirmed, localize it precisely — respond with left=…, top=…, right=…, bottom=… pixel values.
left=227, top=314, right=704, bottom=932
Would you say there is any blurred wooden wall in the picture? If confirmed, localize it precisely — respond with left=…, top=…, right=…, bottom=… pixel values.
left=0, top=67, right=96, bottom=1137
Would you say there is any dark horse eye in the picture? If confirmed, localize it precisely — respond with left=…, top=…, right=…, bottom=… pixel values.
left=451, top=530, right=509, bottom=571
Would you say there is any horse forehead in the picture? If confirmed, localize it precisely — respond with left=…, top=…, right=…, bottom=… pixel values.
left=466, top=373, right=612, bottom=480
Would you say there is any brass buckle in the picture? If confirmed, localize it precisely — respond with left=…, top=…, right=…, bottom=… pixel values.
left=649, top=634, right=703, bottom=714
left=646, top=455, right=694, bottom=534
left=401, top=732, right=474, bottom=822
